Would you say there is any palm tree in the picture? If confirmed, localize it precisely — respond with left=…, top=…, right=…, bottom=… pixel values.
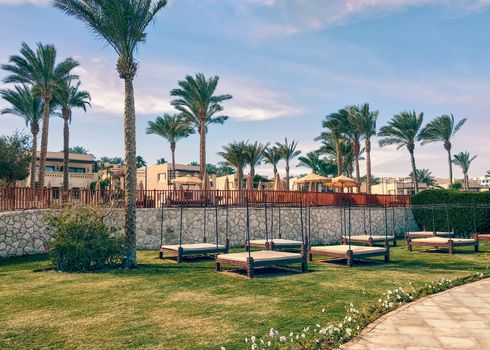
left=146, top=113, right=194, bottom=182
left=353, top=103, right=378, bottom=193
left=452, top=151, right=477, bottom=191
left=244, top=141, right=268, bottom=186
left=136, top=156, right=146, bottom=169
left=53, top=0, right=168, bottom=268
left=275, top=138, right=301, bottom=191
left=263, top=146, right=282, bottom=177
left=69, top=146, right=89, bottom=154
left=341, top=106, right=364, bottom=181
left=218, top=141, right=248, bottom=190
left=419, top=114, right=466, bottom=185
left=1, top=85, right=43, bottom=188
left=409, top=168, right=436, bottom=187
left=54, top=77, right=91, bottom=191
left=170, top=73, right=232, bottom=180
left=297, top=151, right=322, bottom=174
left=317, top=111, right=345, bottom=176
left=2, top=42, right=79, bottom=188
left=378, top=111, right=424, bottom=193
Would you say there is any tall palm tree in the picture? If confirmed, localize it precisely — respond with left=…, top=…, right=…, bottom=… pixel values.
left=419, top=114, right=466, bottom=185
left=297, top=151, right=322, bottom=174
left=353, top=103, right=378, bottom=193
left=54, top=77, right=91, bottom=191
left=263, top=146, right=281, bottom=177
left=1, top=85, right=43, bottom=188
left=452, top=151, right=477, bottom=191
left=378, top=111, right=424, bottom=193
left=316, top=111, right=345, bottom=176
left=340, top=106, right=364, bottom=182
left=409, top=168, right=436, bottom=187
left=2, top=42, right=79, bottom=188
left=276, top=138, right=301, bottom=191
left=170, top=73, right=232, bottom=180
left=53, top=0, right=168, bottom=268
left=218, top=141, right=248, bottom=190
left=244, top=141, right=268, bottom=186
left=146, top=113, right=194, bottom=182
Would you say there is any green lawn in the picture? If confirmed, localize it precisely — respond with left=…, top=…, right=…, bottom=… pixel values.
left=1, top=241, right=489, bottom=350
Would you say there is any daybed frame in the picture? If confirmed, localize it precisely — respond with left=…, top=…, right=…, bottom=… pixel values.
left=215, top=249, right=308, bottom=278
left=341, top=235, right=396, bottom=247
left=309, top=245, right=389, bottom=267
left=407, top=237, right=479, bottom=254
left=159, top=240, right=230, bottom=263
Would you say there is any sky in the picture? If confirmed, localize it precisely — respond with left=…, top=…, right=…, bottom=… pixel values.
left=0, top=0, right=489, bottom=180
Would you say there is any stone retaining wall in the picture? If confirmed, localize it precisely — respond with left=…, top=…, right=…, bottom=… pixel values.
left=0, top=207, right=418, bottom=258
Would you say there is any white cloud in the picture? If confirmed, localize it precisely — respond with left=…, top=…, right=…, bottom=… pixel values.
left=73, top=56, right=302, bottom=122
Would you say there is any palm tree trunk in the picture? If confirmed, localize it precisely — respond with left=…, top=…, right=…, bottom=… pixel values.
left=409, top=149, right=419, bottom=193
left=335, top=141, right=342, bottom=176
left=123, top=77, right=137, bottom=268
left=250, top=166, right=255, bottom=190
left=446, top=146, right=453, bottom=185
left=38, top=98, right=50, bottom=188
left=273, top=165, right=277, bottom=177
left=29, top=128, right=38, bottom=189
left=365, top=138, right=372, bottom=194
left=63, top=113, right=70, bottom=191
left=170, top=142, right=176, bottom=187
left=354, top=141, right=360, bottom=182
left=199, top=119, right=206, bottom=180
left=237, top=165, right=243, bottom=190
left=285, top=163, right=290, bottom=191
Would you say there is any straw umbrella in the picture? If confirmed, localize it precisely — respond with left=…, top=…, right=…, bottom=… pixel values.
left=329, top=175, right=360, bottom=193
left=246, top=175, right=254, bottom=190
left=273, top=172, right=283, bottom=191
left=295, top=173, right=331, bottom=192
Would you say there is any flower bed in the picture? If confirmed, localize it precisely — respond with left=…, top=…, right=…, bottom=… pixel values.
left=224, top=272, right=487, bottom=350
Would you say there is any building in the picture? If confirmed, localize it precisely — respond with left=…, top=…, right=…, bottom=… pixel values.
left=368, top=177, right=431, bottom=195
left=137, top=163, right=214, bottom=190
left=478, top=176, right=490, bottom=189
left=24, top=151, right=98, bottom=189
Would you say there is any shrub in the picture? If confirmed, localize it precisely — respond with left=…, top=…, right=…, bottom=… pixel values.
left=46, top=204, right=124, bottom=272
left=411, top=190, right=490, bottom=235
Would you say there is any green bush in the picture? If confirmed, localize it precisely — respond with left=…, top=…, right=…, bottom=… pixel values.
left=411, top=190, right=490, bottom=235
left=46, top=204, right=124, bottom=272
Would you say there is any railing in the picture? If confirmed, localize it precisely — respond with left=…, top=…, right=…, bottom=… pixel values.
left=0, top=188, right=410, bottom=212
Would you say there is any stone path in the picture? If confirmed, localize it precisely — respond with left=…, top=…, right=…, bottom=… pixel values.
left=343, top=279, right=490, bottom=350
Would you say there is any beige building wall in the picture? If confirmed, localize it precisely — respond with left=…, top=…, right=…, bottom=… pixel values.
left=23, top=151, right=98, bottom=189
left=137, top=163, right=218, bottom=190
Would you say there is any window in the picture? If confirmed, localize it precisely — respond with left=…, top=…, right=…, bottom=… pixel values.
left=36, top=165, right=55, bottom=172
left=157, top=173, right=166, bottom=183
left=68, top=167, right=86, bottom=174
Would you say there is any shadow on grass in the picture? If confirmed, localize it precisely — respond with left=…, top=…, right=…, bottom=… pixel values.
left=218, top=265, right=306, bottom=279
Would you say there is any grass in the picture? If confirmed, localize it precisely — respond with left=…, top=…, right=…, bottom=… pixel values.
left=0, top=241, right=489, bottom=350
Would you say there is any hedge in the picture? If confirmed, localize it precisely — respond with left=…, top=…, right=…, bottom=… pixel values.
left=410, top=190, right=490, bottom=236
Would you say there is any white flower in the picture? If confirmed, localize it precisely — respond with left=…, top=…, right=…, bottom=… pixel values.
left=347, top=316, right=352, bottom=322
left=267, top=341, right=271, bottom=347
left=245, top=338, right=248, bottom=343
left=346, top=328, right=352, bottom=336
left=301, top=333, right=305, bottom=338
left=289, top=332, right=294, bottom=337
left=279, top=336, right=286, bottom=342
left=251, top=336, right=256, bottom=343
left=221, top=347, right=226, bottom=350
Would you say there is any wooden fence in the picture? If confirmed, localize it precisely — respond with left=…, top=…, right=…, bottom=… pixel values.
left=0, top=187, right=410, bottom=212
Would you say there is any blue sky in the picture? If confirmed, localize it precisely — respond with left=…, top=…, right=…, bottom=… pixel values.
left=0, top=0, right=489, bottom=179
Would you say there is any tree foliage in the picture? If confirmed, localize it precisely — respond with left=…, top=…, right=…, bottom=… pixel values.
left=0, top=132, right=31, bottom=187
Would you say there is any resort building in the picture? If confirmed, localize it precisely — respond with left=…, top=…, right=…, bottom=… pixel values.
left=136, top=163, right=215, bottom=190
left=22, top=151, right=98, bottom=189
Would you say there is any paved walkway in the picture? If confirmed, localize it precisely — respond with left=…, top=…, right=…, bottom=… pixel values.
left=344, top=279, right=490, bottom=350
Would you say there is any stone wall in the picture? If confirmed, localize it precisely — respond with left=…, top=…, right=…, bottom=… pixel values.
left=0, top=206, right=419, bottom=258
